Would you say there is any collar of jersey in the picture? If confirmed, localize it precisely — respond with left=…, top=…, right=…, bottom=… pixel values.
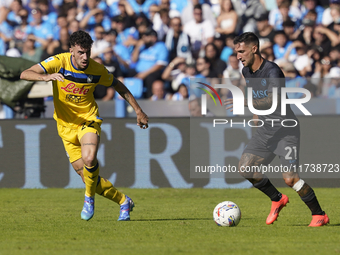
left=251, top=58, right=266, bottom=74
left=70, top=55, right=88, bottom=71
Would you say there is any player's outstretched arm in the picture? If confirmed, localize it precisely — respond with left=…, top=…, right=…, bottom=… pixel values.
left=114, top=78, right=149, bottom=129
left=20, top=64, right=64, bottom=82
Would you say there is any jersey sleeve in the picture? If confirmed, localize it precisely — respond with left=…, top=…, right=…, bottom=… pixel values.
left=98, top=66, right=115, bottom=87
left=267, top=66, right=285, bottom=94
left=39, top=55, right=62, bottom=74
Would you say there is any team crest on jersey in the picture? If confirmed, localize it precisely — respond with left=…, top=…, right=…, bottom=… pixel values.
left=181, top=46, right=188, bottom=52
left=66, top=94, right=82, bottom=103
left=261, top=79, right=267, bottom=86
left=44, top=57, right=54, bottom=63
left=87, top=75, right=93, bottom=83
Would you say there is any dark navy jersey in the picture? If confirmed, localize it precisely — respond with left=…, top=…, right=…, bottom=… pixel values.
left=242, top=58, right=299, bottom=138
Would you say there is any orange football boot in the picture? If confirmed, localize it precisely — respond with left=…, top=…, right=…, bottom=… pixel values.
left=266, top=194, right=289, bottom=225
left=308, top=214, right=329, bottom=227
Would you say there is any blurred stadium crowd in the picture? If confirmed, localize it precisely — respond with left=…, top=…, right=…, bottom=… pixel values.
left=1, top=0, right=340, bottom=105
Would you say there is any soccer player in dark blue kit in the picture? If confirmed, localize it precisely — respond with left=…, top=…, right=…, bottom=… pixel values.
left=225, top=32, right=328, bottom=227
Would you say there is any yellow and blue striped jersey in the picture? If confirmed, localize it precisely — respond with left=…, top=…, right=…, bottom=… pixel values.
left=39, top=53, right=115, bottom=129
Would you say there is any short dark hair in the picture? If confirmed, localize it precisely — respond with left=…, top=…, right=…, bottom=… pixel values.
left=69, top=30, right=93, bottom=50
left=233, top=32, right=259, bottom=49
left=193, top=4, right=202, bottom=11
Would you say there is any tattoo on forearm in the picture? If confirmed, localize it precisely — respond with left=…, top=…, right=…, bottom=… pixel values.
left=252, top=93, right=279, bottom=110
left=297, top=183, right=312, bottom=197
left=116, top=86, right=130, bottom=102
left=82, top=143, right=97, bottom=146
left=75, top=168, right=83, bottom=173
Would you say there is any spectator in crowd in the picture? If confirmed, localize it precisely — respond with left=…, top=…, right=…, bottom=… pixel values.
left=68, top=19, right=80, bottom=34
left=311, top=55, right=333, bottom=95
left=92, top=56, right=116, bottom=101
left=91, top=25, right=110, bottom=58
left=223, top=52, right=242, bottom=78
left=52, top=14, right=68, bottom=41
left=221, top=72, right=243, bottom=104
left=26, top=8, right=53, bottom=49
left=178, top=61, right=201, bottom=89
left=282, top=18, right=299, bottom=41
left=2, top=0, right=340, bottom=103
left=21, top=34, right=44, bottom=62
left=300, top=0, right=324, bottom=25
left=215, top=0, right=238, bottom=35
left=76, top=0, right=108, bottom=28
left=46, top=27, right=70, bottom=57
left=114, top=15, right=139, bottom=53
left=188, top=97, right=202, bottom=116
left=0, top=0, right=14, bottom=24
left=204, top=42, right=226, bottom=78
left=168, top=0, right=188, bottom=15
left=118, top=0, right=136, bottom=27
left=269, top=0, right=302, bottom=31
left=165, top=17, right=192, bottom=62
left=172, top=83, right=189, bottom=101
left=188, top=96, right=213, bottom=116
left=38, top=0, right=57, bottom=28
left=182, top=0, right=217, bottom=27
left=183, top=4, right=215, bottom=58
left=109, top=0, right=135, bottom=24
left=273, top=30, right=296, bottom=60
left=79, top=8, right=111, bottom=34
left=13, top=7, right=29, bottom=51
left=231, top=0, right=267, bottom=33
left=102, top=46, right=124, bottom=82
left=161, top=56, right=187, bottom=92
left=329, top=44, right=340, bottom=66
left=279, top=61, right=309, bottom=98
left=152, top=7, right=170, bottom=41
left=322, top=0, right=340, bottom=27
left=128, top=0, right=156, bottom=17
left=150, top=80, right=172, bottom=100
left=213, top=34, right=225, bottom=54
left=130, top=27, right=168, bottom=97
left=261, top=40, right=275, bottom=61
left=295, top=11, right=315, bottom=44
left=220, top=33, right=235, bottom=62
left=0, top=16, right=15, bottom=49
left=102, top=29, right=131, bottom=75
left=255, top=12, right=275, bottom=48
left=285, top=40, right=313, bottom=77
left=64, top=2, right=78, bottom=23
left=196, top=56, right=218, bottom=78
left=309, top=25, right=340, bottom=57
left=26, top=0, right=39, bottom=12
left=6, top=0, right=25, bottom=28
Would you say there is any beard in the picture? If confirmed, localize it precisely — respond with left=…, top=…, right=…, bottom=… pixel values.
left=145, top=42, right=154, bottom=48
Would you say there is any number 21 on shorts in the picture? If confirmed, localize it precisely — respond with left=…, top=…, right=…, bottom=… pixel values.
left=285, top=146, right=297, bottom=160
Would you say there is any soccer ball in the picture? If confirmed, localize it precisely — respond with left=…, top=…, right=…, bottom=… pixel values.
left=213, top=201, right=241, bottom=227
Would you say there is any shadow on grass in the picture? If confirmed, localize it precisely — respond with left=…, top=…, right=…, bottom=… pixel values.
left=290, top=223, right=339, bottom=227
left=131, top=218, right=211, bottom=221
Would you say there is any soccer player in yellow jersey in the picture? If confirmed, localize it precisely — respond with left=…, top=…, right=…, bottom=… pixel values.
left=20, top=30, right=149, bottom=221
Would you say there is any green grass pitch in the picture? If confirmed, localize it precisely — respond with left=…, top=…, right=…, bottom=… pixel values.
left=0, top=188, right=339, bottom=255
